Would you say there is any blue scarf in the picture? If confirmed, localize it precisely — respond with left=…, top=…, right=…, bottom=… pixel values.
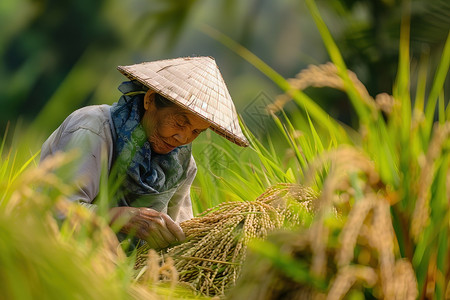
left=110, top=81, right=192, bottom=205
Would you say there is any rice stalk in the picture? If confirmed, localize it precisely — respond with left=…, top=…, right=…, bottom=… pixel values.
left=302, top=146, right=380, bottom=278
left=336, top=195, right=375, bottom=268
left=231, top=195, right=418, bottom=299
left=375, top=93, right=396, bottom=115
left=135, top=249, right=179, bottom=291
left=411, top=122, right=450, bottom=241
left=230, top=152, right=418, bottom=300
left=13, top=153, right=126, bottom=267
left=0, top=149, right=165, bottom=299
left=392, top=259, right=419, bottom=300
left=326, top=265, right=377, bottom=300
left=267, top=63, right=379, bottom=115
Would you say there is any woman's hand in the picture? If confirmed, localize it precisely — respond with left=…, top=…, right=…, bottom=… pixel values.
left=109, top=207, right=185, bottom=249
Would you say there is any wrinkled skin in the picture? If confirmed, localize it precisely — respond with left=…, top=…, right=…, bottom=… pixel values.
left=141, top=90, right=210, bottom=154
left=110, top=89, right=210, bottom=249
left=109, top=207, right=185, bottom=249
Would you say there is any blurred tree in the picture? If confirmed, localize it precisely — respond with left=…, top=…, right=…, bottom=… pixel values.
left=0, top=0, right=448, bottom=136
left=0, top=0, right=119, bottom=131
left=330, top=0, right=450, bottom=95
left=285, top=0, right=449, bottom=126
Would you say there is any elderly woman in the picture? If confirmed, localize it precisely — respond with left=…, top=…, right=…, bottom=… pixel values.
left=40, top=57, right=248, bottom=250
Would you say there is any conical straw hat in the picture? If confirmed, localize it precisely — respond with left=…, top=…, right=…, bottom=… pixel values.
left=117, top=57, right=249, bottom=147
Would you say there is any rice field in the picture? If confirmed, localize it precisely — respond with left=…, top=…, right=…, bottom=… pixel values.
left=1, top=0, right=449, bottom=299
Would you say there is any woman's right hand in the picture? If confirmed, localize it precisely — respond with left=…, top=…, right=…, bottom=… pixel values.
left=109, top=207, right=185, bottom=249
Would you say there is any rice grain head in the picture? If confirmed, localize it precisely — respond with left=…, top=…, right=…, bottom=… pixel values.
left=411, top=122, right=450, bottom=241
left=267, top=63, right=378, bottom=114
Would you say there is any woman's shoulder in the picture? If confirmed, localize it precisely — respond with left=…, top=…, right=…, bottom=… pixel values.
left=41, top=105, right=114, bottom=162
left=186, top=154, right=197, bottom=175
left=63, top=105, right=112, bottom=135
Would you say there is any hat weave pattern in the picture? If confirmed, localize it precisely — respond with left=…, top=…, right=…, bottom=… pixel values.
left=117, top=57, right=249, bottom=147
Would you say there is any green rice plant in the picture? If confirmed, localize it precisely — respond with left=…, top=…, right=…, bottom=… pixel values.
left=306, top=0, right=448, bottom=296
left=190, top=89, right=339, bottom=214
left=229, top=145, right=421, bottom=299
left=0, top=124, right=41, bottom=207
left=204, top=0, right=449, bottom=298
left=0, top=131, right=181, bottom=299
left=191, top=125, right=300, bottom=214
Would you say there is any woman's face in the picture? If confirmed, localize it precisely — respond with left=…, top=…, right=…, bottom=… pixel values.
left=141, top=90, right=211, bottom=154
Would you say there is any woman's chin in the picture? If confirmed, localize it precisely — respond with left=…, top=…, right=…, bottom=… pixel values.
left=151, top=142, right=176, bottom=154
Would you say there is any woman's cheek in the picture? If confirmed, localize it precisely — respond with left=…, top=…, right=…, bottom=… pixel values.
left=157, top=124, right=177, bottom=138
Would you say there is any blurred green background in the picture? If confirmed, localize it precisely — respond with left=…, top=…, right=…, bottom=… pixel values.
left=1, top=0, right=449, bottom=141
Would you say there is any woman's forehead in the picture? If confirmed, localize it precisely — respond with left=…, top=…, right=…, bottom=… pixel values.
left=176, top=108, right=210, bottom=129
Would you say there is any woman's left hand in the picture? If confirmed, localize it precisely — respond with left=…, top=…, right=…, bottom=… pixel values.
left=109, top=206, right=185, bottom=249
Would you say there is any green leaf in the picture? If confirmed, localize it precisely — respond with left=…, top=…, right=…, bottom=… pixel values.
left=423, top=31, right=450, bottom=141
left=304, top=0, right=374, bottom=123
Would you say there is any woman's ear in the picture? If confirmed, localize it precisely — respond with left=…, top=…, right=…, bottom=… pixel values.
left=143, top=90, right=155, bottom=111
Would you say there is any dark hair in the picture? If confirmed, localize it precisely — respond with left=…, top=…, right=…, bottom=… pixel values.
left=154, top=93, right=176, bottom=109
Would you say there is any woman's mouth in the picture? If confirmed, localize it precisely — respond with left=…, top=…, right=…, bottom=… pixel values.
left=161, top=140, right=176, bottom=152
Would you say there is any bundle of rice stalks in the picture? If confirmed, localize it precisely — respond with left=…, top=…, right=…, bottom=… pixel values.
left=135, top=183, right=318, bottom=296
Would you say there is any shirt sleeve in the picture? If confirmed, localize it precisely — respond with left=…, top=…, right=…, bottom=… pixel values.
left=40, top=108, right=113, bottom=211
left=167, top=155, right=197, bottom=224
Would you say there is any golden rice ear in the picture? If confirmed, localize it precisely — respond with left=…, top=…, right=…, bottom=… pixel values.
left=268, top=62, right=378, bottom=114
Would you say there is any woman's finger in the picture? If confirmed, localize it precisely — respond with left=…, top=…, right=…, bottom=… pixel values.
left=161, top=214, right=185, bottom=242
left=157, top=225, right=179, bottom=245
left=141, top=214, right=178, bottom=246
left=138, top=222, right=169, bottom=249
left=128, top=208, right=185, bottom=248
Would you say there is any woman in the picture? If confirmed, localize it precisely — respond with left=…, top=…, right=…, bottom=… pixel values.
left=40, top=57, right=249, bottom=249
